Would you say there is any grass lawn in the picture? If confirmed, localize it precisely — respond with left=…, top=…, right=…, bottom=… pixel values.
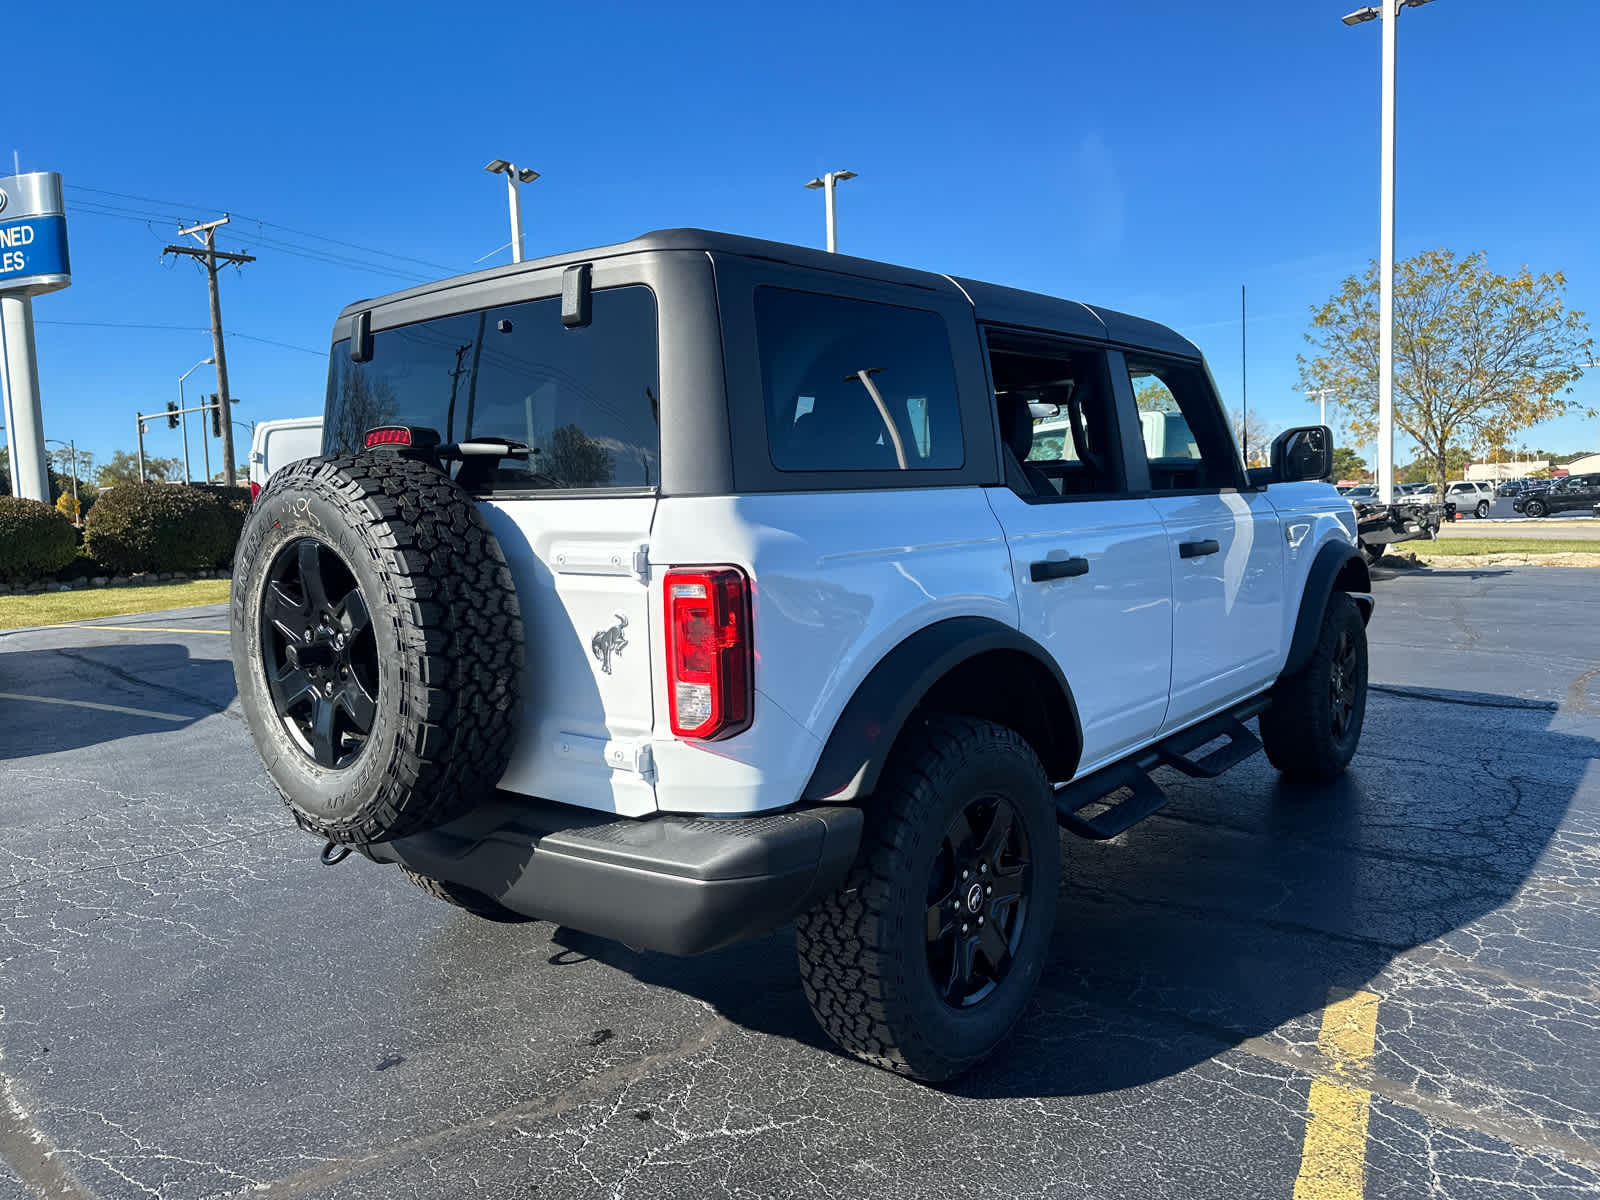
left=1412, top=538, right=1600, bottom=556
left=0, top=579, right=231, bottom=630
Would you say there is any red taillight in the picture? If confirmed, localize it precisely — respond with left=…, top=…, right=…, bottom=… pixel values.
left=249, top=481, right=262, bottom=503
left=664, top=567, right=752, bottom=740
left=364, top=426, right=412, bottom=448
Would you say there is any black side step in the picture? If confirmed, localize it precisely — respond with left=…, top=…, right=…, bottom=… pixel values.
left=1155, top=717, right=1262, bottom=779
left=1054, top=699, right=1269, bottom=840
left=1056, top=763, right=1170, bottom=840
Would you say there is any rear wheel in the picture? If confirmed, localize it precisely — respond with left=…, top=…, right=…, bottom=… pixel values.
left=1261, top=592, right=1367, bottom=782
left=1475, top=500, right=1490, bottom=519
left=796, top=715, right=1058, bottom=1081
left=399, top=867, right=535, bottom=923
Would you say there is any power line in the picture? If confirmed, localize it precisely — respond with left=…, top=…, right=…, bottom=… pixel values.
left=69, top=201, right=431, bottom=284
left=65, top=183, right=457, bottom=273
left=34, top=319, right=325, bottom=356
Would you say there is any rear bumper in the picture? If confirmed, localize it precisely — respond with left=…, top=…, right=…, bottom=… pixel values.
left=366, top=797, right=863, bottom=956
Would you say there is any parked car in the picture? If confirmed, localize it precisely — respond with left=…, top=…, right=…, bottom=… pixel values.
left=1444, top=480, right=1495, bottom=518
left=248, top=417, right=324, bottom=501
left=1512, top=473, right=1600, bottom=517
left=1343, top=485, right=1377, bottom=503
left=231, top=227, right=1371, bottom=1082
left=1496, top=480, right=1528, bottom=498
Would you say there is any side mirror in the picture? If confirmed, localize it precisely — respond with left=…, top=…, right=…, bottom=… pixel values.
left=1270, top=425, right=1333, bottom=483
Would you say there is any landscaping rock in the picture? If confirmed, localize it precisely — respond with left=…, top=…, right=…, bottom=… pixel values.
left=91, top=577, right=108, bottom=587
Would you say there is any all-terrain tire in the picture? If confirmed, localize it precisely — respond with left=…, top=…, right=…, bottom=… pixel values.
left=795, top=715, right=1058, bottom=1082
left=231, top=453, right=523, bottom=845
left=399, top=867, right=535, bottom=923
left=1260, top=591, right=1367, bottom=782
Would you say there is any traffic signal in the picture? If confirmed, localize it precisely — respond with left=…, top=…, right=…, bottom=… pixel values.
left=210, top=395, right=223, bottom=438
left=166, top=401, right=179, bottom=429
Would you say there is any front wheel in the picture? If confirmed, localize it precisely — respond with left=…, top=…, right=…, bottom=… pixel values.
left=1524, top=499, right=1546, bottom=517
left=1260, top=592, right=1368, bottom=782
left=796, top=715, right=1058, bottom=1082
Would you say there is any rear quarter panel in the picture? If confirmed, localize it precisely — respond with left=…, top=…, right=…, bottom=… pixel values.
left=647, top=488, right=1014, bottom=813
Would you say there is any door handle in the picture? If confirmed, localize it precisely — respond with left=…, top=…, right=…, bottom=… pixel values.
left=1030, top=557, right=1090, bottom=582
left=1178, top=539, right=1220, bottom=559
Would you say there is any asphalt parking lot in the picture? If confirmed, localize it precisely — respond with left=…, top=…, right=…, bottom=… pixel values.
left=2, top=568, right=1597, bottom=1200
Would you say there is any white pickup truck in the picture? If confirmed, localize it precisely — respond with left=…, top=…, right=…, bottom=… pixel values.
left=232, top=229, right=1372, bottom=1081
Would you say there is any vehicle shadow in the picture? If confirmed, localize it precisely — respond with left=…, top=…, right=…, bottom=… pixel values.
left=550, top=685, right=1591, bottom=1096
left=0, top=643, right=236, bottom=759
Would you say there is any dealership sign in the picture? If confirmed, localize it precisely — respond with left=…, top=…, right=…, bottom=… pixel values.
left=0, top=172, right=71, bottom=295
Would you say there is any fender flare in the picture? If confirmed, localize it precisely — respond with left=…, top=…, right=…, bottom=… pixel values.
left=800, top=616, right=1082, bottom=802
left=1283, top=539, right=1373, bottom=678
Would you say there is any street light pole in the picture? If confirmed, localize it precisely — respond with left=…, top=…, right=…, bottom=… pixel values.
left=1307, top=387, right=1335, bottom=426
left=485, top=160, right=540, bottom=263
left=803, top=170, right=858, bottom=253
left=178, top=357, right=214, bottom=485
left=1343, top=0, right=1438, bottom=505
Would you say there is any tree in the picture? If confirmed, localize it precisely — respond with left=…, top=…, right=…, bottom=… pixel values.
left=1134, top=380, right=1177, bottom=412
left=0, top=448, right=74, bottom=501
left=1229, top=409, right=1278, bottom=468
left=1331, top=446, right=1368, bottom=482
left=547, top=424, right=614, bottom=487
left=1299, top=248, right=1593, bottom=495
left=95, top=450, right=182, bottom=488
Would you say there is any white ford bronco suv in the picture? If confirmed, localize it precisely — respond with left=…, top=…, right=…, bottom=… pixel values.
left=232, top=229, right=1372, bottom=1081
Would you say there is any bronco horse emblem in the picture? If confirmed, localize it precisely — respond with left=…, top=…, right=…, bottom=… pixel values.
left=590, top=614, right=629, bottom=675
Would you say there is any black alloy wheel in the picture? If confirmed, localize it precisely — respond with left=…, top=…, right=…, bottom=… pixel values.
left=260, top=537, right=379, bottom=769
left=1525, top=499, right=1546, bottom=517
left=924, top=795, right=1032, bottom=1008
left=1329, top=627, right=1360, bottom=744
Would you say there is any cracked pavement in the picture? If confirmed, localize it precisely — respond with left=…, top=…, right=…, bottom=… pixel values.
left=1, top=567, right=1596, bottom=1198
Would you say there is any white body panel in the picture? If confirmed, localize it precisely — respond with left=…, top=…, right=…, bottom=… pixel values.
left=1149, top=490, right=1287, bottom=730
left=480, top=496, right=658, bottom=817
left=481, top=479, right=1357, bottom=818
left=249, top=417, right=323, bottom=488
left=645, top=488, right=1015, bottom=814
left=982, top=488, right=1173, bottom=772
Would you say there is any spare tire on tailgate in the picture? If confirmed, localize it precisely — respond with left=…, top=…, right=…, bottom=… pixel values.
left=231, top=452, right=523, bottom=845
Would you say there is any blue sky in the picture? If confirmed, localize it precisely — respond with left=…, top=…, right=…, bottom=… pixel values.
left=7, top=0, right=1598, bottom=476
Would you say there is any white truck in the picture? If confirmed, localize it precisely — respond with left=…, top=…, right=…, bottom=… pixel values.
left=232, top=229, right=1372, bottom=1081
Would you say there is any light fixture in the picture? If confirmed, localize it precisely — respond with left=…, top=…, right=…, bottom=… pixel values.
left=1341, top=6, right=1379, bottom=23
left=485, top=159, right=511, bottom=174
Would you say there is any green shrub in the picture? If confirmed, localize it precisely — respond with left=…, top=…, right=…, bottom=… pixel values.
left=84, top=483, right=235, bottom=574
left=195, top=485, right=252, bottom=567
left=0, top=497, right=78, bottom=583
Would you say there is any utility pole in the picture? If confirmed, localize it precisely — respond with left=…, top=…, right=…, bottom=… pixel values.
left=163, top=217, right=254, bottom=486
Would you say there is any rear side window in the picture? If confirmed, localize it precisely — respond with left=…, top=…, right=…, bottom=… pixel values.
left=325, top=285, right=659, bottom=490
left=755, top=287, right=962, bottom=472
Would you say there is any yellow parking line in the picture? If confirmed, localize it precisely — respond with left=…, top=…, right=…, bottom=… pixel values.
left=62, top=624, right=229, bottom=636
left=1294, top=989, right=1381, bottom=1200
left=0, top=691, right=190, bottom=722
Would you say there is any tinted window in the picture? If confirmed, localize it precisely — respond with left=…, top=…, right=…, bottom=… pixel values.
left=987, top=336, right=1124, bottom=499
left=756, top=287, right=962, bottom=472
left=1123, top=358, right=1240, bottom=490
left=325, top=286, right=659, bottom=490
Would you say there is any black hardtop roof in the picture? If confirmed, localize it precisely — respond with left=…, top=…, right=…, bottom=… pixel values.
left=336, top=228, right=1200, bottom=359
